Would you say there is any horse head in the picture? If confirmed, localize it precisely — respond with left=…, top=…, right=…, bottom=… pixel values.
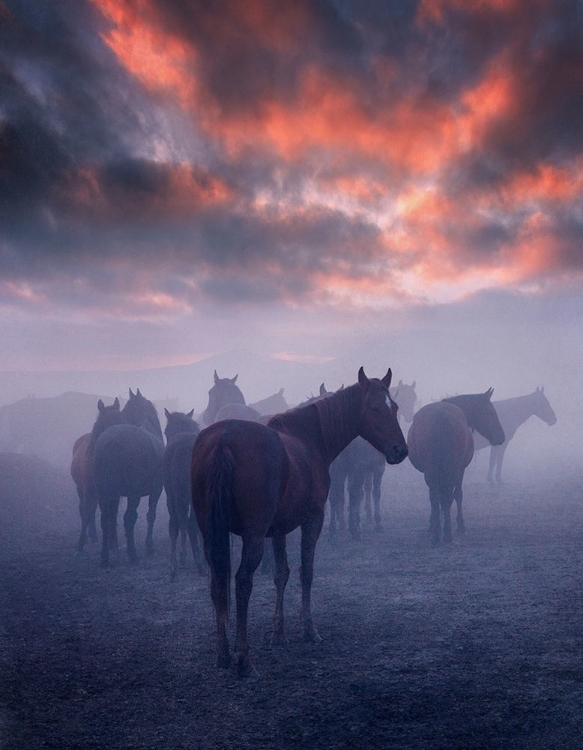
left=203, top=372, right=246, bottom=425
left=357, top=367, right=408, bottom=465
left=391, top=379, right=417, bottom=423
left=164, top=409, right=199, bottom=442
left=92, top=397, right=125, bottom=443
left=533, top=387, right=557, bottom=426
left=446, top=389, right=505, bottom=446
left=122, top=389, right=163, bottom=438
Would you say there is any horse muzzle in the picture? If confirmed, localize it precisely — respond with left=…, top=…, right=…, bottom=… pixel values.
left=386, top=444, right=408, bottom=465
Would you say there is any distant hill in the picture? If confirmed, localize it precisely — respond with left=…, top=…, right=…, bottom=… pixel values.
left=0, top=349, right=353, bottom=412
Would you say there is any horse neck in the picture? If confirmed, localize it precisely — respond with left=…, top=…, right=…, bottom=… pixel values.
left=89, top=420, right=114, bottom=450
left=443, top=395, right=482, bottom=431
left=314, top=384, right=361, bottom=464
left=495, top=393, right=540, bottom=432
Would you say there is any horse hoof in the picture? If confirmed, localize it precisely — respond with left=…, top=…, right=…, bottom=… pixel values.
left=304, top=632, right=323, bottom=644
left=146, top=547, right=155, bottom=558
left=217, top=655, right=231, bottom=669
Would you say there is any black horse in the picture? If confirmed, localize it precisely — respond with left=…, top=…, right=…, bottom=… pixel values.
left=163, top=409, right=204, bottom=579
left=94, top=389, right=165, bottom=567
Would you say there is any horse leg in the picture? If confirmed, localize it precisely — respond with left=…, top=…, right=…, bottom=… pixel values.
left=145, top=484, right=163, bottom=556
left=234, top=535, right=264, bottom=678
left=348, top=466, right=365, bottom=540
left=441, top=485, right=454, bottom=544
left=364, top=471, right=373, bottom=525
left=207, top=540, right=231, bottom=669
left=99, top=494, right=117, bottom=568
left=124, top=495, right=140, bottom=563
left=372, top=465, right=384, bottom=532
left=428, top=483, right=441, bottom=547
left=168, top=502, right=180, bottom=581
left=455, top=473, right=466, bottom=535
left=487, top=447, right=496, bottom=483
left=495, top=445, right=507, bottom=485
left=271, top=534, right=290, bottom=646
left=300, top=510, right=325, bottom=642
left=87, top=488, right=98, bottom=543
left=187, top=511, right=206, bottom=575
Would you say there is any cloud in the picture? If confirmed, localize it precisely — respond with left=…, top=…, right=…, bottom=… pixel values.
left=0, top=0, right=582, bottom=326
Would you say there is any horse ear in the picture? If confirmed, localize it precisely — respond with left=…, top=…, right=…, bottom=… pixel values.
left=231, top=374, right=238, bottom=384
left=380, top=368, right=392, bottom=388
left=358, top=367, right=370, bottom=389
left=484, top=387, right=494, bottom=400
left=319, top=383, right=326, bottom=396
left=214, top=370, right=220, bottom=384
left=411, top=380, right=416, bottom=389
left=98, top=399, right=105, bottom=412
left=137, top=388, right=142, bottom=397
left=541, top=386, right=544, bottom=394
left=398, top=379, right=403, bottom=386
left=113, top=397, right=120, bottom=410
left=129, top=388, right=134, bottom=398
left=164, top=408, right=171, bottom=420
left=187, top=409, right=194, bottom=418
left=279, top=388, right=284, bottom=395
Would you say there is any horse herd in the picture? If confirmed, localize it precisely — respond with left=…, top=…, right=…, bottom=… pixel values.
left=70, top=368, right=557, bottom=678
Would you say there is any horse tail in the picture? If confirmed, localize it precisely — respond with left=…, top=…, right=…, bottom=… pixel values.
left=206, top=438, right=235, bottom=613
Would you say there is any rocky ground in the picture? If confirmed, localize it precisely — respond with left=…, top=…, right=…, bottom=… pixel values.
left=1, top=452, right=583, bottom=749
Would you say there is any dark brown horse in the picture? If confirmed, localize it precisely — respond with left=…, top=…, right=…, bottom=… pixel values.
left=95, top=389, right=165, bottom=567
left=191, top=367, right=408, bottom=678
left=163, top=409, right=204, bottom=579
left=202, top=371, right=246, bottom=425
left=70, top=398, right=122, bottom=552
left=473, top=387, right=557, bottom=483
left=407, top=389, right=505, bottom=546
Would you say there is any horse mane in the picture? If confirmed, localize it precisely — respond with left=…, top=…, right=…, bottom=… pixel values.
left=268, top=384, right=361, bottom=460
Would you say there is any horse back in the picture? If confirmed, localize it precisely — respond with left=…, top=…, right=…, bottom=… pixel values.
left=94, top=424, right=164, bottom=496
left=192, top=420, right=287, bottom=536
left=407, top=402, right=474, bottom=481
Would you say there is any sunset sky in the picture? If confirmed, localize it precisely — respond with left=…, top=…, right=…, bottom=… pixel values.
left=0, top=0, right=582, bottom=388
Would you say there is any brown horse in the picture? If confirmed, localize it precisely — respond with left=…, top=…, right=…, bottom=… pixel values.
left=70, top=398, right=124, bottom=553
left=407, top=389, right=505, bottom=546
left=191, top=367, right=408, bottom=678
left=163, top=409, right=204, bottom=579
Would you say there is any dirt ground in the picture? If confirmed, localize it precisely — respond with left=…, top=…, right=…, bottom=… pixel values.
left=1, top=451, right=583, bottom=750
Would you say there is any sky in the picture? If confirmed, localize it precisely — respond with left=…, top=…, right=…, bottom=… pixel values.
left=0, top=0, right=582, bottom=409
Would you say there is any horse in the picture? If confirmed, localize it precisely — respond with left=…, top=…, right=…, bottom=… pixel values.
left=94, top=389, right=165, bottom=567
left=163, top=409, right=204, bottom=579
left=407, top=389, right=505, bottom=546
left=191, top=367, right=408, bottom=678
left=248, top=388, right=289, bottom=416
left=202, top=371, right=246, bottom=425
left=70, top=398, right=122, bottom=553
left=329, top=380, right=418, bottom=537
left=472, top=387, right=557, bottom=484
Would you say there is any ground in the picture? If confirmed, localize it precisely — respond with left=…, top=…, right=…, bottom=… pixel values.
left=1, top=452, right=582, bottom=750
